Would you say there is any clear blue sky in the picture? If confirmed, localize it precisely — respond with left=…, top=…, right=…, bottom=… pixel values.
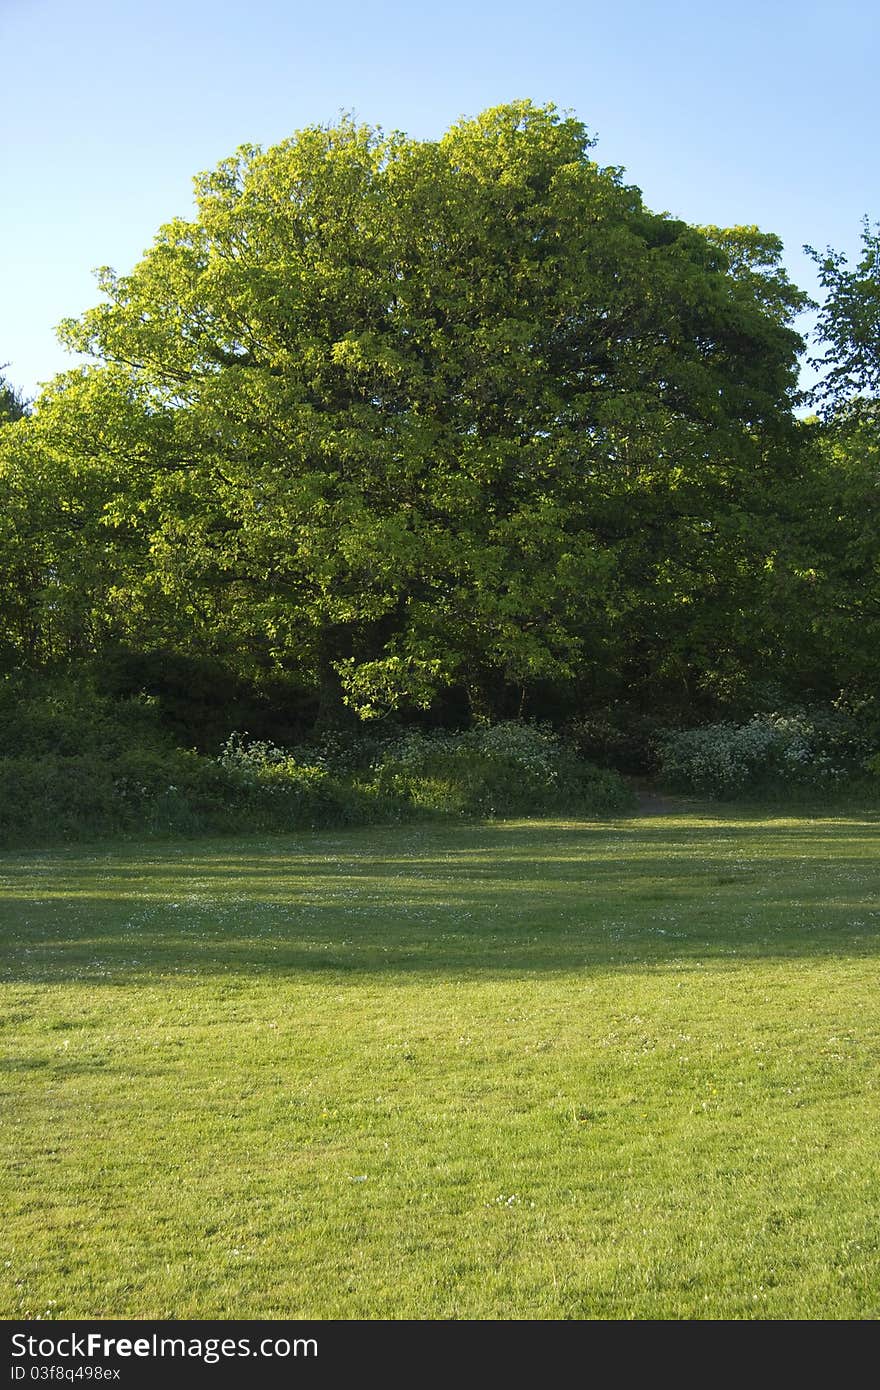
left=2, top=0, right=877, bottom=398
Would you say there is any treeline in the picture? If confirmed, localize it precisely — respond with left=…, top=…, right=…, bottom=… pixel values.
left=0, top=102, right=878, bottom=834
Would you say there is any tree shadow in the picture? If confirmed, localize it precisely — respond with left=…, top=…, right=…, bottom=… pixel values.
left=1, top=818, right=878, bottom=984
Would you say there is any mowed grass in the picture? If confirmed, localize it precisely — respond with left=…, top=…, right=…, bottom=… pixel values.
left=2, top=813, right=879, bottom=1320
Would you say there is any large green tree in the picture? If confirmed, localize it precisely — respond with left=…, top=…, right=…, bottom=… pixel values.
left=50, top=102, right=806, bottom=717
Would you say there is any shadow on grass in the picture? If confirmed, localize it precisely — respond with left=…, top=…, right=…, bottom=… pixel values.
left=0, top=819, right=878, bottom=984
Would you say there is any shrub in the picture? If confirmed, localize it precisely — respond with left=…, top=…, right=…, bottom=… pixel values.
left=0, top=673, right=168, bottom=759
left=365, top=722, right=634, bottom=818
left=0, top=756, right=120, bottom=841
left=0, top=702, right=633, bottom=846
left=216, top=732, right=395, bottom=828
left=217, top=723, right=634, bottom=821
left=657, top=710, right=873, bottom=798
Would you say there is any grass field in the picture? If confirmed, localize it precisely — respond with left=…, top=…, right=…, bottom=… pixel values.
left=2, top=811, right=879, bottom=1320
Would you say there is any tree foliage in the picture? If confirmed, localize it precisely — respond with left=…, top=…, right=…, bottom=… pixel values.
left=37, top=102, right=807, bottom=719
left=1, top=102, right=831, bottom=738
left=785, top=221, right=880, bottom=719
left=807, top=220, right=880, bottom=414
left=0, top=367, right=28, bottom=425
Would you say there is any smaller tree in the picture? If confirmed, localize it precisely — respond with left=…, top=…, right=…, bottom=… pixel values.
left=807, top=219, right=880, bottom=415
left=0, top=367, right=29, bottom=424
left=795, top=221, right=880, bottom=716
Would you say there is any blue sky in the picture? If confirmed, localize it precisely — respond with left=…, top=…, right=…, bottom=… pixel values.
left=2, top=0, right=877, bottom=398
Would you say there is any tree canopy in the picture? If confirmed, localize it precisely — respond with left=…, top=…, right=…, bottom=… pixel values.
left=7, top=101, right=854, bottom=735
left=18, top=101, right=804, bottom=719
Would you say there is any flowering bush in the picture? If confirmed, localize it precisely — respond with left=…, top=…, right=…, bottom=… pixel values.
left=657, top=710, right=872, bottom=797
left=220, top=722, right=634, bottom=820
left=216, top=733, right=382, bottom=826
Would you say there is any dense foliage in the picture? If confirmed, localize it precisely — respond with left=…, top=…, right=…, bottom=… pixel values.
left=657, top=709, right=873, bottom=798
left=1, top=103, right=878, bottom=825
left=807, top=221, right=880, bottom=414
left=0, top=369, right=28, bottom=425
left=0, top=676, right=632, bottom=845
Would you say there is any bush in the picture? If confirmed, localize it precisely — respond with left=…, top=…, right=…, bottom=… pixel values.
left=0, top=673, right=168, bottom=759
left=217, top=723, right=633, bottom=823
left=657, top=710, right=873, bottom=798
left=216, top=733, right=387, bottom=829
left=0, top=756, right=119, bottom=841
left=365, top=722, right=634, bottom=818
left=0, top=700, right=633, bottom=846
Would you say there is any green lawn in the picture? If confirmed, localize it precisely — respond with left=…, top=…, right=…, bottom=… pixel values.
left=2, top=812, right=879, bottom=1320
